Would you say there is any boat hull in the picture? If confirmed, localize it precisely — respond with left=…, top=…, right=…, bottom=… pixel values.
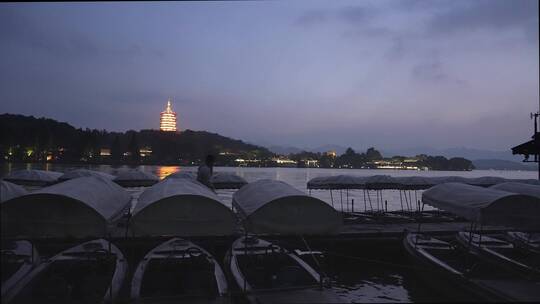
left=1, top=240, right=40, bottom=300
left=3, top=239, right=127, bottom=304
left=226, top=236, right=343, bottom=304
left=131, top=238, right=228, bottom=304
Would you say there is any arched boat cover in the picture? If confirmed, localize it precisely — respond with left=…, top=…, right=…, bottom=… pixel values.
left=365, top=175, right=399, bottom=190
left=164, top=171, right=196, bottom=180
left=490, top=182, right=540, bottom=198
left=233, top=179, right=342, bottom=234
left=307, top=175, right=366, bottom=190
left=467, top=176, right=508, bottom=187
left=58, top=169, right=115, bottom=181
left=394, top=176, right=438, bottom=190
left=129, top=178, right=235, bottom=236
left=114, top=169, right=159, bottom=187
left=509, top=179, right=540, bottom=186
left=211, top=172, right=248, bottom=189
left=3, top=169, right=62, bottom=186
left=0, top=181, right=28, bottom=203
left=430, top=176, right=471, bottom=185
left=1, top=176, right=131, bottom=238
left=422, top=183, right=540, bottom=229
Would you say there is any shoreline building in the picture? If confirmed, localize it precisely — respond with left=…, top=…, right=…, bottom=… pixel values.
left=160, top=98, right=178, bottom=132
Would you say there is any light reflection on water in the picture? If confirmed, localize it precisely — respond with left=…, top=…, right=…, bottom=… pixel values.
left=155, top=165, right=181, bottom=180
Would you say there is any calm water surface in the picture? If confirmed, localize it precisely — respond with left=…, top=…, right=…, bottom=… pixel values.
left=1, top=163, right=536, bottom=303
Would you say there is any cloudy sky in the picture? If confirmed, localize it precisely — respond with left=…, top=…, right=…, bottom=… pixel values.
left=0, top=0, right=538, bottom=152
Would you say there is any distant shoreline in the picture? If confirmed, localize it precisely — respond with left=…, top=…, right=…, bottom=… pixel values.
left=0, top=161, right=477, bottom=171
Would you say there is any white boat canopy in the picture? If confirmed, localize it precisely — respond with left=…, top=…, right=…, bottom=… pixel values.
left=0, top=181, right=28, bottom=203
left=365, top=175, right=400, bottom=190
left=58, top=169, right=115, bottom=182
left=211, top=172, right=248, bottom=189
left=233, top=179, right=342, bottom=234
left=307, top=175, right=366, bottom=190
left=129, top=178, right=235, bottom=237
left=508, top=179, right=540, bottom=186
left=1, top=176, right=132, bottom=238
left=490, top=182, right=540, bottom=198
left=467, top=176, right=508, bottom=187
left=393, top=176, right=438, bottom=190
left=114, top=169, right=159, bottom=187
left=3, top=169, right=63, bottom=186
left=430, top=176, right=471, bottom=185
left=307, top=175, right=520, bottom=191
left=422, top=183, right=540, bottom=229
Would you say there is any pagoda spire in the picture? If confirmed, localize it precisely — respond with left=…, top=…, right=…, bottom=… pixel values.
left=160, top=98, right=178, bottom=132
left=166, top=98, right=172, bottom=113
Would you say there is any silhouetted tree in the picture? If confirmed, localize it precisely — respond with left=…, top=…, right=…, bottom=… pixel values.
left=365, top=147, right=383, bottom=160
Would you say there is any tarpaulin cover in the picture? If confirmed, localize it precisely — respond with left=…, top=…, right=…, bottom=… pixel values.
left=307, top=175, right=366, bottom=189
left=58, top=169, right=115, bottom=181
left=1, top=176, right=131, bottom=238
left=0, top=181, right=28, bottom=203
left=233, top=179, right=342, bottom=234
left=490, top=182, right=540, bottom=198
left=210, top=172, right=248, bottom=189
left=422, top=183, right=540, bottom=229
left=3, top=169, right=63, bottom=186
left=114, top=169, right=159, bottom=187
left=129, top=178, right=235, bottom=236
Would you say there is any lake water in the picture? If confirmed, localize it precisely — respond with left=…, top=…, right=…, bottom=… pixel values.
left=1, top=163, right=537, bottom=303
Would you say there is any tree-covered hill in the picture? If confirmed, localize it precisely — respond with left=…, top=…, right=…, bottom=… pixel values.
left=0, top=113, right=273, bottom=165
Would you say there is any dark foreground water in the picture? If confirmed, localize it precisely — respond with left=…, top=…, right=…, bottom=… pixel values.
left=2, top=163, right=536, bottom=302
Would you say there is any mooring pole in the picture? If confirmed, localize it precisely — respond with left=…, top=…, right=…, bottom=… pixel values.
left=399, top=190, right=404, bottom=212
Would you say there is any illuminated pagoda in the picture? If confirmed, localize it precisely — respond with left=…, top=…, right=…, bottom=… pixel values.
left=159, top=98, right=178, bottom=132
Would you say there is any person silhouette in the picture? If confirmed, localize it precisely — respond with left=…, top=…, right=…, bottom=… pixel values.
left=197, top=155, right=215, bottom=190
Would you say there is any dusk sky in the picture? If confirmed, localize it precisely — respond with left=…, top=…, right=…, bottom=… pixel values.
left=0, top=0, right=538, bottom=152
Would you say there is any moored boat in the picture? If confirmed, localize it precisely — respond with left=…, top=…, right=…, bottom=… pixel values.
left=233, top=179, right=342, bottom=235
left=3, top=170, right=62, bottom=187
left=507, top=232, right=540, bottom=253
left=131, top=238, right=228, bottom=303
left=3, top=239, right=127, bottom=303
left=0, top=181, right=28, bottom=203
left=403, top=231, right=540, bottom=302
left=114, top=170, right=158, bottom=187
left=1, top=176, right=132, bottom=239
left=456, top=231, right=540, bottom=276
left=1, top=240, right=39, bottom=300
left=225, top=236, right=342, bottom=304
left=128, top=178, right=236, bottom=237
left=405, top=183, right=540, bottom=302
left=58, top=169, right=115, bottom=182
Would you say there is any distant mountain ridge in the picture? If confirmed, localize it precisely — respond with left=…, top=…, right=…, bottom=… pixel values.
left=472, top=159, right=537, bottom=171
left=0, top=113, right=273, bottom=165
left=267, top=143, right=520, bottom=162
left=382, top=146, right=521, bottom=162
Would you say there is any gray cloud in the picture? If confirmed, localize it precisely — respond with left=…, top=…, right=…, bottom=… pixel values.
left=0, top=7, right=151, bottom=61
left=428, top=0, right=538, bottom=39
